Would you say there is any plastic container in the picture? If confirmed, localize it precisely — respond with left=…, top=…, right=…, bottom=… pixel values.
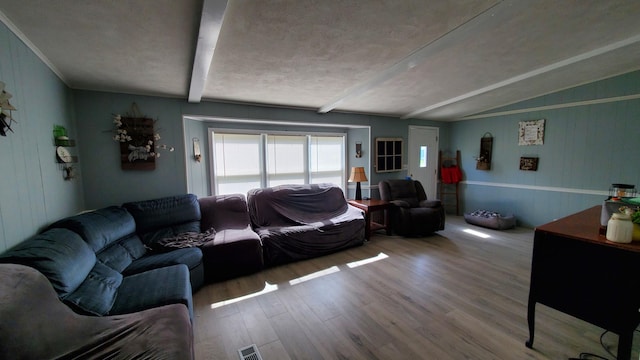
left=609, top=183, right=636, bottom=199
left=606, top=213, right=633, bottom=243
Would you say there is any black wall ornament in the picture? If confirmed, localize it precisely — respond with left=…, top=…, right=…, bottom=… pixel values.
left=475, top=132, right=493, bottom=170
left=0, top=81, right=17, bottom=137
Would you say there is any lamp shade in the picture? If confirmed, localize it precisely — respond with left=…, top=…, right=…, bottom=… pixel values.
left=348, top=167, right=368, bottom=183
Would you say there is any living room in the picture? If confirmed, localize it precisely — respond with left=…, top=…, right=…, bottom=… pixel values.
left=1, top=1, right=640, bottom=359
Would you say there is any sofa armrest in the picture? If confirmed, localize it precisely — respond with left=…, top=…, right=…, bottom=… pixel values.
left=419, top=199, right=442, bottom=208
left=390, top=200, right=411, bottom=208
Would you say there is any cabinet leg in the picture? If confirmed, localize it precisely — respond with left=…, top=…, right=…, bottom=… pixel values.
left=525, top=301, right=535, bottom=348
left=617, top=332, right=633, bottom=360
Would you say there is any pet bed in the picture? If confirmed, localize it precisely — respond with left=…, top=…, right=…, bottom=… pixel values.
left=464, top=210, right=516, bottom=230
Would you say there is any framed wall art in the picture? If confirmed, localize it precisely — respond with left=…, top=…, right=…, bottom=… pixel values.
left=518, top=119, right=545, bottom=146
left=519, top=157, right=539, bottom=171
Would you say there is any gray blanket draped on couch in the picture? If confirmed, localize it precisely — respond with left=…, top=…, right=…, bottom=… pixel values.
left=0, top=263, right=193, bottom=360
left=247, top=183, right=365, bottom=266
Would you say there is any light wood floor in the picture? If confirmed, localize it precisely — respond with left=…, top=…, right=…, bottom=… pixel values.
left=193, top=215, right=640, bottom=360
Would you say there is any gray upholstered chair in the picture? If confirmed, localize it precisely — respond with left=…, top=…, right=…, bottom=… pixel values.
left=378, top=179, right=445, bottom=236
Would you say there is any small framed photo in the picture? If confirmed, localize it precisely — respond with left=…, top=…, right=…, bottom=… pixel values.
left=518, top=119, right=545, bottom=146
left=519, top=157, right=539, bottom=171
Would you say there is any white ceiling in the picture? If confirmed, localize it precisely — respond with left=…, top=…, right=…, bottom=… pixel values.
left=1, top=0, right=640, bottom=121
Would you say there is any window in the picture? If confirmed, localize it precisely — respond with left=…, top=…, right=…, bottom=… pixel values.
left=375, top=137, right=403, bottom=173
left=213, top=133, right=262, bottom=195
left=310, top=136, right=343, bottom=185
left=266, top=135, right=306, bottom=186
left=212, top=130, right=345, bottom=195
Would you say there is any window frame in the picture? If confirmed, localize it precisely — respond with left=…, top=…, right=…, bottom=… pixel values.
left=209, top=128, right=347, bottom=196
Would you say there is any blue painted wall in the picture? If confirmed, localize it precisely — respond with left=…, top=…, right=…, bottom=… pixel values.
left=0, top=22, right=83, bottom=251
left=451, top=70, right=640, bottom=227
left=74, top=89, right=448, bottom=209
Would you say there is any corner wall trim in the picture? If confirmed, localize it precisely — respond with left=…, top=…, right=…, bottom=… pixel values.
left=462, top=180, right=608, bottom=196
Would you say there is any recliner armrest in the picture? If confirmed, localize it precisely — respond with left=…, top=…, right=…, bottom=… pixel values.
left=419, top=200, right=442, bottom=208
left=390, top=200, right=411, bottom=208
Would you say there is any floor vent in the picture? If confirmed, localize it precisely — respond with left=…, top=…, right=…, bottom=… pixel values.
left=238, top=344, right=263, bottom=360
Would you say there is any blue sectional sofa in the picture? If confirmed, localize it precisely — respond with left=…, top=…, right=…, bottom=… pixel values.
left=0, top=195, right=205, bottom=320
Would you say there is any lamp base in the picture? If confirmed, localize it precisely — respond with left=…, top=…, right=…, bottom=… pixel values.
left=355, top=182, right=362, bottom=200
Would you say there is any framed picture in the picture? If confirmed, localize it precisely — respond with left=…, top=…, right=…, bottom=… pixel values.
left=518, top=119, right=545, bottom=146
left=519, top=157, right=539, bottom=171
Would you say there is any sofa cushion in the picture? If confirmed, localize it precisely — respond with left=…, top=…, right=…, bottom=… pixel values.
left=63, top=262, right=123, bottom=315
left=123, top=194, right=201, bottom=238
left=48, top=206, right=136, bottom=253
left=199, top=194, right=252, bottom=230
left=110, top=264, right=193, bottom=319
left=96, top=234, right=146, bottom=272
left=122, top=247, right=203, bottom=276
left=0, top=228, right=96, bottom=297
left=201, top=227, right=263, bottom=282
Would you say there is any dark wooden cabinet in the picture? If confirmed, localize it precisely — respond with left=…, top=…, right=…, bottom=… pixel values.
left=526, top=206, right=640, bottom=360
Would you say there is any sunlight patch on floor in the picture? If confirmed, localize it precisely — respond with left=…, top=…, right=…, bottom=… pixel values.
left=210, top=282, right=279, bottom=309
left=289, top=266, right=340, bottom=285
left=347, top=252, right=389, bottom=268
left=463, top=228, right=491, bottom=238
left=209, top=253, right=391, bottom=308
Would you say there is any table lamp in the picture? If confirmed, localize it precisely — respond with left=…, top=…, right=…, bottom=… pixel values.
left=348, top=166, right=368, bottom=200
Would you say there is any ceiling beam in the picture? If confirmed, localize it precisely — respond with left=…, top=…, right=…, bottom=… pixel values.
left=188, top=0, right=228, bottom=103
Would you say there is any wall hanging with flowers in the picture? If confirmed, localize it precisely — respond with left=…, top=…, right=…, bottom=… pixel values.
left=111, top=103, right=174, bottom=170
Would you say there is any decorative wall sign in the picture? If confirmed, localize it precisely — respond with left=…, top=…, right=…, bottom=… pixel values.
left=116, top=116, right=157, bottom=170
left=518, top=119, right=545, bottom=146
left=111, top=103, right=174, bottom=171
left=519, top=157, right=539, bottom=171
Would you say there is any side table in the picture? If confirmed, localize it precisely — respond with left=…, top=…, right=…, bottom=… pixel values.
left=347, top=199, right=391, bottom=240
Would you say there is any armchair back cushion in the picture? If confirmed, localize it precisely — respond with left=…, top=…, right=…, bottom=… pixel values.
left=380, top=179, right=427, bottom=207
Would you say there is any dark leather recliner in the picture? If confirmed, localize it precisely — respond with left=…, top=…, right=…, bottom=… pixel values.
left=378, top=179, right=445, bottom=236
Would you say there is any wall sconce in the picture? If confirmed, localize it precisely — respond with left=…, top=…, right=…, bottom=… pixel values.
left=193, top=137, right=201, bottom=162
left=355, top=142, right=362, bottom=158
left=348, top=166, right=368, bottom=200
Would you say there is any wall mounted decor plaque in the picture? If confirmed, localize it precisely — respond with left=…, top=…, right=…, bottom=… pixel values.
left=519, top=157, right=539, bottom=171
left=118, top=117, right=156, bottom=170
left=518, top=119, right=545, bottom=146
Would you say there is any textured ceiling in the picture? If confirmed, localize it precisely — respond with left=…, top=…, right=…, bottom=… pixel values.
left=1, top=0, right=640, bottom=121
